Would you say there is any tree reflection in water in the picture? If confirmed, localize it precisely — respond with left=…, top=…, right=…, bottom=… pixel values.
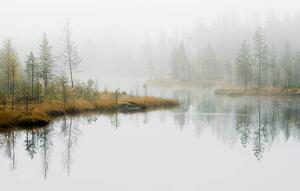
left=181, top=90, right=300, bottom=160
left=39, top=124, right=53, bottom=178
left=0, top=130, right=17, bottom=170
left=110, top=113, right=120, bottom=128
left=24, top=129, right=38, bottom=160
left=173, top=90, right=191, bottom=131
left=60, top=116, right=82, bottom=175
left=235, top=98, right=300, bottom=160
left=1, top=90, right=300, bottom=176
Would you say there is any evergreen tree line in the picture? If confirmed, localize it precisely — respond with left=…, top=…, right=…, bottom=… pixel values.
left=151, top=27, right=300, bottom=88
left=234, top=27, right=300, bottom=89
left=144, top=13, right=300, bottom=88
left=0, top=22, right=97, bottom=110
left=150, top=26, right=300, bottom=88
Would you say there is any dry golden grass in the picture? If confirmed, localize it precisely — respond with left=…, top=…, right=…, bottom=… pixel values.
left=0, top=92, right=179, bottom=128
left=0, top=109, right=20, bottom=126
left=92, top=93, right=118, bottom=111
left=121, top=96, right=179, bottom=108
left=34, top=100, right=66, bottom=116
left=0, top=109, right=50, bottom=127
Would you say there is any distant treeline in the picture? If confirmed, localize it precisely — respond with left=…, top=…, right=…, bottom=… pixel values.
left=143, top=13, right=300, bottom=89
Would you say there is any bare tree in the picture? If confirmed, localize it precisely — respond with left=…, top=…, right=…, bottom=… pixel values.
left=61, top=21, right=82, bottom=88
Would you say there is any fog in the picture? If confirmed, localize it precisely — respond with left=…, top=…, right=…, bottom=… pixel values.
left=2, top=1, right=300, bottom=189
left=1, top=0, right=300, bottom=87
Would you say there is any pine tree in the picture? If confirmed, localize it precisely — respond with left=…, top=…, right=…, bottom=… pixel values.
left=293, top=51, right=300, bottom=87
left=25, top=51, right=37, bottom=98
left=269, top=46, right=277, bottom=87
left=282, top=42, right=295, bottom=88
left=235, top=40, right=252, bottom=90
left=202, top=45, right=217, bottom=82
left=254, top=27, right=268, bottom=88
left=170, top=42, right=190, bottom=81
left=39, top=33, right=54, bottom=96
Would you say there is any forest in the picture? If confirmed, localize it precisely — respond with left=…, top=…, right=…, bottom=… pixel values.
left=0, top=22, right=178, bottom=127
left=2, top=1, right=300, bottom=190
left=2, top=12, right=300, bottom=127
left=143, top=12, right=300, bottom=94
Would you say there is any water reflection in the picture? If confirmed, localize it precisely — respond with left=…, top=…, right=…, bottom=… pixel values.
left=171, top=90, right=300, bottom=160
left=235, top=99, right=300, bottom=160
left=61, top=116, right=82, bottom=175
left=0, top=89, right=300, bottom=178
left=110, top=113, right=120, bottom=128
left=0, top=131, right=17, bottom=170
left=0, top=116, right=86, bottom=178
left=40, top=126, right=52, bottom=178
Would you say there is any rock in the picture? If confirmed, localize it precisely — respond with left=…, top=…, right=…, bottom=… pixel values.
left=118, top=102, right=145, bottom=113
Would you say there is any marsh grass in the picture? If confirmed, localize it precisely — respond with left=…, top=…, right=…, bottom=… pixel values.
left=0, top=92, right=179, bottom=128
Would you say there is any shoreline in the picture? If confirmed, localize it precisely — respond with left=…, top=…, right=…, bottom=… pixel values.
left=0, top=94, right=179, bottom=128
left=146, top=79, right=228, bottom=89
left=214, top=87, right=300, bottom=97
left=147, top=79, right=300, bottom=98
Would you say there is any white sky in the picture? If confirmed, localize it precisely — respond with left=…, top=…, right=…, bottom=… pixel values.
left=0, top=0, right=300, bottom=37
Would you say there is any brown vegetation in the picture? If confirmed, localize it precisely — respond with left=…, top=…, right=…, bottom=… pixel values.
left=0, top=92, right=179, bottom=128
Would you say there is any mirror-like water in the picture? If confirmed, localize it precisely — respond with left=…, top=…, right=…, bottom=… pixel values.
left=1, top=89, right=300, bottom=191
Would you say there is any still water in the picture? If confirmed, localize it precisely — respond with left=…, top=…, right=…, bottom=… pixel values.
left=1, top=89, right=300, bottom=191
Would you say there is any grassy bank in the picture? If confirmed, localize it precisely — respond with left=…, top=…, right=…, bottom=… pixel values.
left=0, top=92, right=179, bottom=128
left=214, top=87, right=300, bottom=96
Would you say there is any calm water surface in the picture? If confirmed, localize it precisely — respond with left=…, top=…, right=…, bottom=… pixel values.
left=1, top=88, right=300, bottom=191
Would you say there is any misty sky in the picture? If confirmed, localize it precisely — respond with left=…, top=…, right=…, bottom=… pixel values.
left=1, top=0, right=300, bottom=84
left=1, top=0, right=299, bottom=35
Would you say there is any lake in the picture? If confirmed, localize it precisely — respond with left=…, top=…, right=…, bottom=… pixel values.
left=1, top=88, right=300, bottom=191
